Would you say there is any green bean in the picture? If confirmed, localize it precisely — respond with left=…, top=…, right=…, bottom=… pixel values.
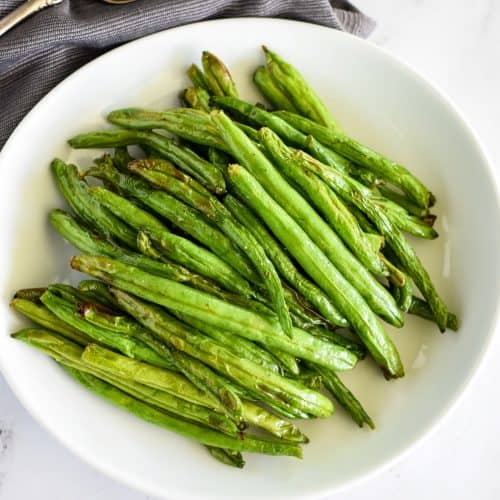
left=256, top=398, right=309, bottom=421
left=242, top=401, right=308, bottom=443
left=104, top=160, right=258, bottom=282
left=305, top=137, right=436, bottom=239
left=13, top=328, right=238, bottom=435
left=226, top=165, right=404, bottom=378
left=208, top=147, right=230, bottom=174
left=351, top=168, right=381, bottom=188
left=82, top=336, right=254, bottom=426
left=384, top=250, right=413, bottom=312
left=171, top=349, right=246, bottom=428
left=85, top=340, right=244, bottom=427
left=288, top=369, right=323, bottom=391
left=187, top=64, right=211, bottom=92
left=92, top=165, right=256, bottom=280
left=183, top=87, right=212, bottom=112
left=392, top=280, right=413, bottom=313
left=105, top=286, right=335, bottom=417
left=111, top=146, right=134, bottom=170
left=263, top=47, right=341, bottom=131
left=10, top=298, right=90, bottom=345
left=80, top=308, right=232, bottom=407
left=398, top=281, right=414, bottom=313
left=235, top=122, right=260, bottom=141
left=303, top=134, right=353, bottom=175
left=209, top=100, right=391, bottom=273
left=283, top=289, right=329, bottom=328
left=119, top=154, right=210, bottom=195
left=224, top=195, right=348, bottom=328
left=295, top=150, right=449, bottom=332
left=51, top=159, right=137, bottom=248
left=135, top=230, right=260, bottom=306
left=254, top=127, right=402, bottom=326
left=102, top=370, right=238, bottom=436
left=276, top=111, right=433, bottom=208
left=10, top=327, right=87, bottom=362
left=40, top=290, right=173, bottom=369
left=409, top=297, right=458, bottom=331
left=46, top=283, right=101, bottom=308
left=79, top=302, right=178, bottom=371
left=107, top=108, right=227, bottom=152
left=80, top=292, right=292, bottom=398
left=260, top=136, right=387, bottom=277
left=315, top=366, right=374, bottom=429
left=85, top=184, right=255, bottom=298
left=62, top=364, right=302, bottom=457
left=210, top=111, right=402, bottom=326
left=13, top=288, right=46, bottom=302
left=72, top=255, right=358, bottom=373
left=214, top=110, right=350, bottom=193
left=173, top=313, right=285, bottom=375
left=253, top=66, right=299, bottom=112
left=366, top=233, right=385, bottom=253
left=83, top=295, right=279, bottom=403
left=68, top=129, right=225, bottom=194
left=80, top=341, right=221, bottom=409
left=378, top=186, right=430, bottom=218
left=202, top=51, right=238, bottom=97
left=376, top=199, right=438, bottom=239
left=205, top=447, right=245, bottom=468
left=51, top=209, right=247, bottom=290
left=209, top=99, right=385, bottom=226
left=304, top=326, right=366, bottom=360
left=211, top=96, right=307, bottom=148
left=78, top=280, right=118, bottom=310
left=380, top=255, right=407, bottom=288
left=134, top=234, right=306, bottom=357
left=128, top=161, right=293, bottom=337
left=87, top=155, right=256, bottom=278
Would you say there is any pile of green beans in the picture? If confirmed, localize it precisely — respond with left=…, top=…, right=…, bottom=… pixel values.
left=11, top=48, right=456, bottom=469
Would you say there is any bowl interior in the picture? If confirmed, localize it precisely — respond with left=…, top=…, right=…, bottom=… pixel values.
left=0, top=18, right=499, bottom=500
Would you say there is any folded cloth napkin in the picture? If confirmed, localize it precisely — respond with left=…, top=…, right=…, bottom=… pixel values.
left=0, top=0, right=374, bottom=148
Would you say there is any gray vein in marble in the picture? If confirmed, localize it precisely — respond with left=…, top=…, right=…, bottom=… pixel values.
left=0, top=422, right=13, bottom=495
left=0, top=421, right=13, bottom=460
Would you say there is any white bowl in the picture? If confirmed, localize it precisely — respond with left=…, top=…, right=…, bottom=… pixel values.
left=0, top=18, right=499, bottom=500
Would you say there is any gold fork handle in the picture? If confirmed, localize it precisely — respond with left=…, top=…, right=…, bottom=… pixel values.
left=0, top=0, right=64, bottom=37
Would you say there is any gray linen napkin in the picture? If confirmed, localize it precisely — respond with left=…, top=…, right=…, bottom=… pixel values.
left=0, top=0, right=374, bottom=148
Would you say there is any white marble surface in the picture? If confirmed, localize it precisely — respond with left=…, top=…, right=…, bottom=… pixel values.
left=1, top=1, right=499, bottom=498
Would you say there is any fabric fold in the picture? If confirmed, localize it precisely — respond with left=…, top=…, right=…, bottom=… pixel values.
left=0, top=0, right=374, bottom=147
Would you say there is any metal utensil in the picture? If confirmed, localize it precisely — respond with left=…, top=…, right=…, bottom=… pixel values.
left=0, top=0, right=137, bottom=38
left=0, top=0, right=64, bottom=37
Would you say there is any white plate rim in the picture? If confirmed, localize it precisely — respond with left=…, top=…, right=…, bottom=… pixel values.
left=0, top=17, right=499, bottom=500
